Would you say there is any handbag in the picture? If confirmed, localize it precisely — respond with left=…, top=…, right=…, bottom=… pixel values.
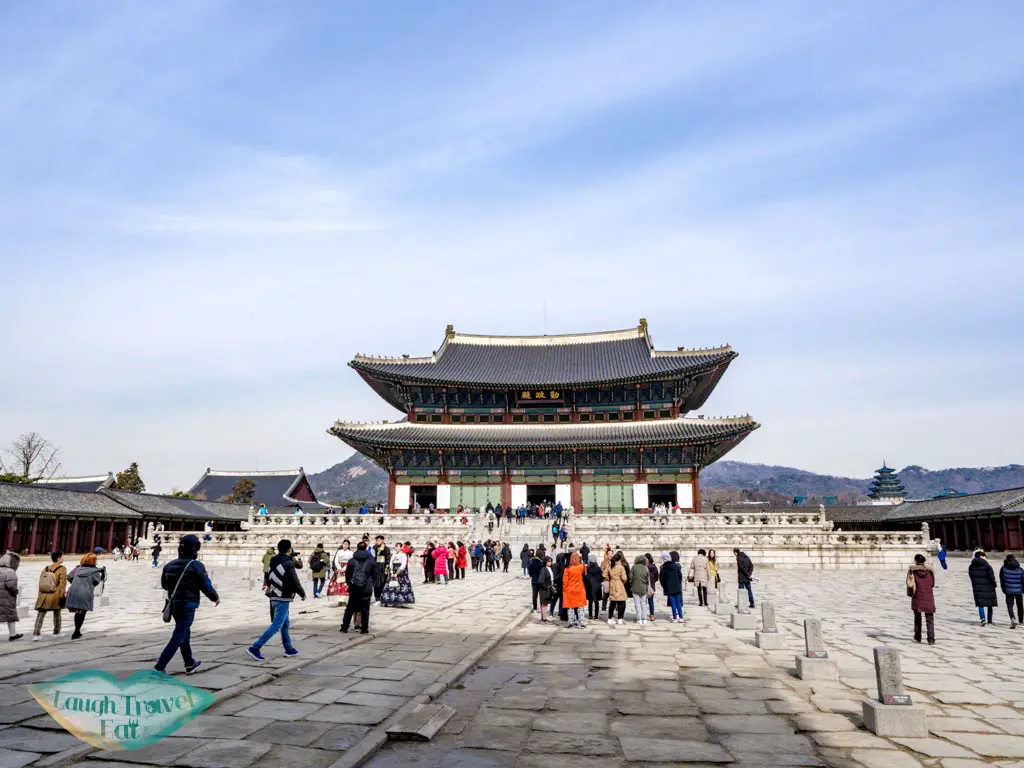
left=601, top=581, right=610, bottom=596
left=646, top=585, right=655, bottom=598
left=162, top=561, right=193, bottom=623
left=905, top=571, right=916, bottom=598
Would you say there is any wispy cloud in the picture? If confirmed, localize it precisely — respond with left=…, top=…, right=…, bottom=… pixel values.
left=1, top=2, right=1021, bottom=491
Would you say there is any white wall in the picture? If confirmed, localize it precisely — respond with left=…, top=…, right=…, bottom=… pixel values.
left=633, top=483, right=649, bottom=509
left=555, top=484, right=572, bottom=507
left=677, top=483, right=694, bottom=510
left=436, top=484, right=451, bottom=510
left=511, top=485, right=527, bottom=507
left=394, top=484, right=410, bottom=509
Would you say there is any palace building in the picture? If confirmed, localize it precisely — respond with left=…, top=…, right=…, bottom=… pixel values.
left=329, top=321, right=759, bottom=514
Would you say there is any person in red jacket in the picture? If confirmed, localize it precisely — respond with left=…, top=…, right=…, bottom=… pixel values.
left=908, top=553, right=936, bottom=645
left=455, top=542, right=468, bottom=580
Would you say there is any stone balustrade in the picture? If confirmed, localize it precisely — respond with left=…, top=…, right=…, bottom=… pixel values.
left=184, top=513, right=935, bottom=570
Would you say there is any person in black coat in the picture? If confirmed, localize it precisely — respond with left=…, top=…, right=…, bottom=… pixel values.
left=580, top=542, right=591, bottom=566
left=527, top=552, right=542, bottom=610
left=969, top=550, right=998, bottom=625
left=660, top=551, right=684, bottom=622
left=733, top=548, right=755, bottom=608
left=552, top=553, right=567, bottom=621
left=537, top=557, right=554, bottom=623
left=520, top=545, right=531, bottom=577
left=585, top=554, right=603, bottom=620
left=155, top=534, right=219, bottom=673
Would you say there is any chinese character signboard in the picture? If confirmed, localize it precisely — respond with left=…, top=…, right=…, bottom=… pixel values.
left=515, top=390, right=565, bottom=406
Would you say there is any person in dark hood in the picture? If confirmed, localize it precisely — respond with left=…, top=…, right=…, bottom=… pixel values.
left=155, top=534, right=220, bottom=673
left=968, top=550, right=998, bottom=626
left=908, top=553, right=935, bottom=644
left=585, top=553, right=603, bottom=621
left=733, top=548, right=755, bottom=608
left=660, top=551, right=684, bottom=622
left=0, top=551, right=22, bottom=641
left=999, top=553, right=1024, bottom=629
left=342, top=541, right=376, bottom=634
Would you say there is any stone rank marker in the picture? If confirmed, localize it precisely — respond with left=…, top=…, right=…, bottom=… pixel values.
left=755, top=601, right=786, bottom=649
left=730, top=588, right=757, bottom=630
left=862, top=646, right=928, bottom=737
left=795, top=618, right=838, bottom=679
left=707, top=587, right=720, bottom=614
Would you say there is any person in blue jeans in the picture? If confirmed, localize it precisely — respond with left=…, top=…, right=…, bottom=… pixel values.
left=155, top=535, right=219, bottom=674
left=659, top=551, right=685, bottom=623
left=248, top=539, right=306, bottom=660
left=937, top=542, right=948, bottom=570
left=733, top=547, right=755, bottom=608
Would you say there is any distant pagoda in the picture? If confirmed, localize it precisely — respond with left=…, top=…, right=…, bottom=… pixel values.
left=868, top=463, right=905, bottom=504
left=329, top=321, right=758, bottom=514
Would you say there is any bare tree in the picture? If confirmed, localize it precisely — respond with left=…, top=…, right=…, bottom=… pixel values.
left=5, top=432, right=62, bottom=479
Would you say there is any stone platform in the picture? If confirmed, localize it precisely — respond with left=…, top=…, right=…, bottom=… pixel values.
left=178, top=509, right=937, bottom=570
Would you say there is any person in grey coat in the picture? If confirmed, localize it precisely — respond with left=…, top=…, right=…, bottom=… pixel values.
left=0, top=552, right=23, bottom=641
left=66, top=552, right=106, bottom=639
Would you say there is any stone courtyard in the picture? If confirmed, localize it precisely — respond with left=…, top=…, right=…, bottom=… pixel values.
left=0, top=555, right=1022, bottom=768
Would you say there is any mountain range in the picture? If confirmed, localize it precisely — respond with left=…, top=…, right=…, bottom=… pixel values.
left=308, top=455, right=1024, bottom=505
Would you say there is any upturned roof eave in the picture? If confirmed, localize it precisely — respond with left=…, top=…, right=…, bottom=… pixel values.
left=349, top=351, right=736, bottom=391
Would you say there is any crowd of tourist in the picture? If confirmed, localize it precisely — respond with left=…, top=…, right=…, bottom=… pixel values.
left=522, top=543, right=751, bottom=627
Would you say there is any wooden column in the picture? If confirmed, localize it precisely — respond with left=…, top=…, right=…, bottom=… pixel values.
left=693, top=469, right=703, bottom=514
left=88, top=520, right=97, bottom=551
left=29, top=517, right=39, bottom=555
left=4, top=517, right=14, bottom=552
left=70, top=519, right=79, bottom=554
left=501, top=473, right=512, bottom=510
left=51, top=518, right=60, bottom=553
left=1003, top=517, right=1011, bottom=552
left=387, top=475, right=397, bottom=513
left=570, top=472, right=582, bottom=513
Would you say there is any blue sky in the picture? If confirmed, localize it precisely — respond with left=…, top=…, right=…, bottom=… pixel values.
left=1, top=2, right=1022, bottom=492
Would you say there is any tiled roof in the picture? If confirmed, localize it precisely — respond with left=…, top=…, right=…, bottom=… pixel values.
left=886, top=487, right=1024, bottom=521
left=329, top=416, right=758, bottom=450
left=0, top=482, right=140, bottom=519
left=34, top=473, right=116, bottom=492
left=351, top=323, right=735, bottom=392
left=102, top=490, right=250, bottom=521
left=823, top=505, right=899, bottom=524
left=187, top=469, right=315, bottom=505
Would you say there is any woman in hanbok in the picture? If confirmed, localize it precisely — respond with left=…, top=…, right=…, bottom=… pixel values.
left=380, top=549, right=415, bottom=607
left=327, top=539, right=353, bottom=603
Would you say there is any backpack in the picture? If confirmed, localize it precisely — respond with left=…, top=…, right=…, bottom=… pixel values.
left=350, top=557, right=374, bottom=591
left=309, top=551, right=326, bottom=572
left=39, top=568, right=58, bottom=594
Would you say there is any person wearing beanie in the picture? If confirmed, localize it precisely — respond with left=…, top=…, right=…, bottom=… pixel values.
left=585, top=553, right=603, bottom=621
left=155, top=535, right=220, bottom=673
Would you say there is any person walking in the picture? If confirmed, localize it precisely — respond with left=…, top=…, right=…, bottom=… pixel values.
left=688, top=549, right=711, bottom=607
left=969, top=550, right=998, bottom=626
left=486, top=508, right=496, bottom=534
left=907, top=553, right=935, bottom=644
left=537, top=556, right=554, bottom=624
left=341, top=541, right=376, bottom=633
left=309, top=544, right=328, bottom=599
left=423, top=542, right=436, bottom=583
left=645, top=553, right=659, bottom=622
left=528, top=550, right=542, bottom=611
left=32, top=551, right=67, bottom=640
left=733, top=548, right=755, bottom=608
left=0, top=552, right=23, bottom=641
left=151, top=543, right=162, bottom=568
left=520, top=544, right=531, bottom=577
left=66, top=553, right=106, bottom=639
left=247, top=539, right=305, bottom=660
left=606, top=552, right=628, bottom=626
left=155, top=534, right=219, bottom=673
left=937, top=541, right=948, bottom=571
left=585, top=554, right=603, bottom=621
left=501, top=543, right=512, bottom=574
left=630, top=555, right=650, bottom=625
left=562, top=552, right=588, bottom=628
left=999, top=553, right=1024, bottom=629
left=580, top=542, right=590, bottom=565
left=660, top=551, right=685, bottom=623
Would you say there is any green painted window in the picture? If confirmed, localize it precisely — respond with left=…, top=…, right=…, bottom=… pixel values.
left=580, top=484, right=634, bottom=514
left=450, top=484, right=502, bottom=510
